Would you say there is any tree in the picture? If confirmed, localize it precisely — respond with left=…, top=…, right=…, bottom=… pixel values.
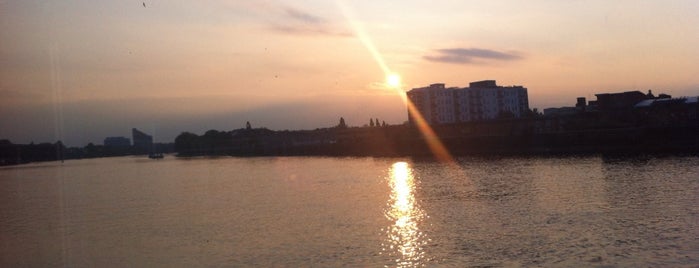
left=375, top=118, right=380, bottom=127
left=338, top=117, right=347, bottom=129
left=524, top=108, right=542, bottom=118
left=246, top=121, right=252, bottom=130
left=175, top=132, right=200, bottom=154
left=382, top=121, right=387, bottom=127
left=369, top=118, right=375, bottom=127
left=85, top=142, right=98, bottom=157
left=54, top=140, right=65, bottom=161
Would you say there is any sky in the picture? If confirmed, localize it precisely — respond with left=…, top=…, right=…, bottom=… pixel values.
left=1, top=0, right=698, bottom=146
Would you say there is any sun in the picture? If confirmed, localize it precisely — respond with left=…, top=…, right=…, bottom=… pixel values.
left=387, top=73, right=401, bottom=88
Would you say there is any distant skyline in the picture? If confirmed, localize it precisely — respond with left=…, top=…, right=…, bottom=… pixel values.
left=2, top=0, right=698, bottom=146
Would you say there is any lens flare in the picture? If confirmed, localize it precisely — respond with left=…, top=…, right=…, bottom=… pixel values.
left=336, top=0, right=455, bottom=163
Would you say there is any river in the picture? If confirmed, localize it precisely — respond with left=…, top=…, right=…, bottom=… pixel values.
left=1, top=155, right=698, bottom=267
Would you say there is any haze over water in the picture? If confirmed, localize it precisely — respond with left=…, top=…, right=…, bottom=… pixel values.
left=1, top=156, right=698, bottom=267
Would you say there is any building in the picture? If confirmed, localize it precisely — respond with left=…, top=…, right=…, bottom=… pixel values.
left=132, top=128, right=153, bottom=153
left=543, top=97, right=587, bottom=117
left=582, top=90, right=671, bottom=112
left=543, top=107, right=578, bottom=117
left=103, top=136, right=130, bottom=147
left=543, top=90, right=675, bottom=117
left=407, top=80, right=529, bottom=125
left=594, top=91, right=653, bottom=111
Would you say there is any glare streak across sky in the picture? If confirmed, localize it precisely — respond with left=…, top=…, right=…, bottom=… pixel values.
left=336, top=1, right=390, bottom=75
left=337, top=0, right=455, bottom=162
left=0, top=0, right=698, bottom=145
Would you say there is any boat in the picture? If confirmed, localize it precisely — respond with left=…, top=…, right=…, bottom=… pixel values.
left=148, top=153, right=164, bottom=159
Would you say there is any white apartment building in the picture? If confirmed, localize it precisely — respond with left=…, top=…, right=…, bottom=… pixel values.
left=407, top=80, right=529, bottom=125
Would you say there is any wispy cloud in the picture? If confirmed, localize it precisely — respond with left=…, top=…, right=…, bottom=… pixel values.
left=424, top=48, right=523, bottom=64
left=283, top=7, right=324, bottom=24
left=270, top=24, right=351, bottom=37
left=268, top=5, right=350, bottom=37
left=221, top=2, right=350, bottom=37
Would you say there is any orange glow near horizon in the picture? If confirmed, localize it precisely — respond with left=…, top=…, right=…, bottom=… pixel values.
left=339, top=0, right=455, bottom=163
left=3, top=1, right=699, bottom=146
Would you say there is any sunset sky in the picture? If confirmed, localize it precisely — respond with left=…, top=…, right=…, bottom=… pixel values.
left=2, top=0, right=698, bottom=146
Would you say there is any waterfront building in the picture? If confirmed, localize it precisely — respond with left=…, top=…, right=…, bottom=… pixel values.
left=132, top=128, right=153, bottom=152
left=543, top=107, right=578, bottom=117
left=407, top=80, right=529, bottom=125
left=103, top=136, right=131, bottom=147
left=594, top=91, right=654, bottom=111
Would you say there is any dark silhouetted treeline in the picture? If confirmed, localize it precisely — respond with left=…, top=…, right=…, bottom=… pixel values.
left=0, top=140, right=67, bottom=165
left=0, top=140, right=174, bottom=166
left=174, top=103, right=698, bottom=158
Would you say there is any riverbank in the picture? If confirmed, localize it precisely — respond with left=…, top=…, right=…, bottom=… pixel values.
left=174, top=118, right=699, bottom=158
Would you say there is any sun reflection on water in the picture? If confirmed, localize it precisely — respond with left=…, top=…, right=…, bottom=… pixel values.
left=383, top=161, right=428, bottom=267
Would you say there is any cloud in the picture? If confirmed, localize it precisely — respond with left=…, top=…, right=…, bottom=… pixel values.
left=223, top=2, right=350, bottom=37
left=268, top=5, right=351, bottom=37
left=270, top=25, right=351, bottom=37
left=424, top=48, right=523, bottom=64
left=283, top=7, right=325, bottom=24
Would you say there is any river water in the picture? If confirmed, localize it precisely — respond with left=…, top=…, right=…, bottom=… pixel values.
left=1, top=155, right=698, bottom=267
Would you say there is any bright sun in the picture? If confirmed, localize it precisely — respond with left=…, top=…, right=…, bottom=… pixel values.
left=387, top=73, right=401, bottom=88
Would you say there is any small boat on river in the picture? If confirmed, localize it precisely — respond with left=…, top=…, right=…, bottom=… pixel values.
left=148, top=153, right=164, bottom=159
